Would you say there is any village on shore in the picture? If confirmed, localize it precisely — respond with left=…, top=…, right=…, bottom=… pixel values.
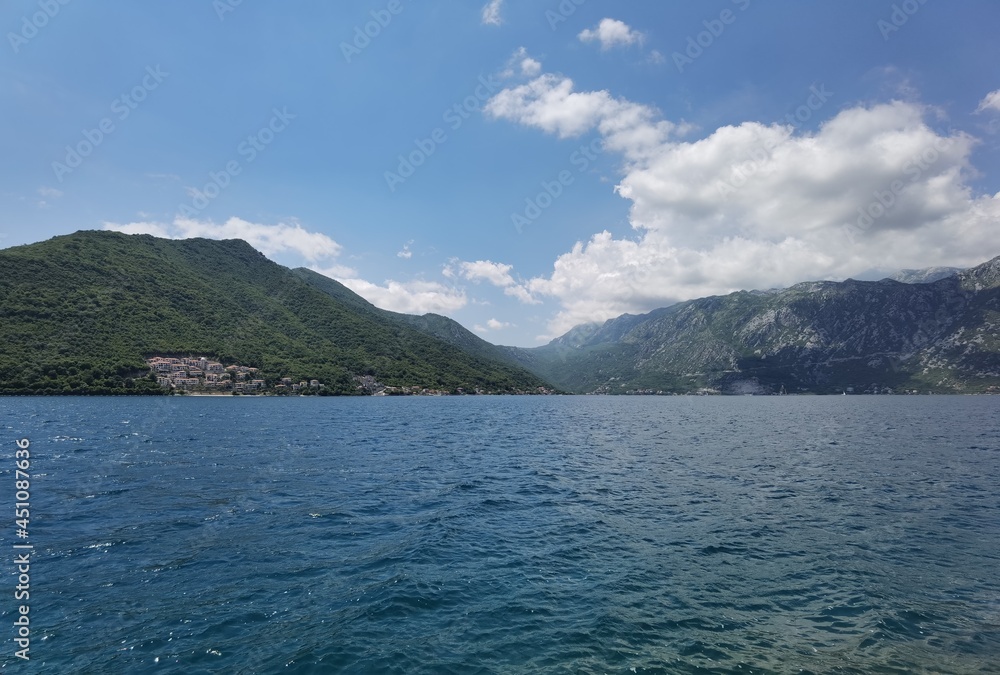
left=145, top=356, right=552, bottom=396
left=146, top=356, right=325, bottom=395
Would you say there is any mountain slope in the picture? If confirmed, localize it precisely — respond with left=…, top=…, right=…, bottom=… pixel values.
left=0, top=231, right=552, bottom=395
left=510, top=256, right=1000, bottom=395
left=887, top=266, right=962, bottom=284
left=290, top=267, right=530, bottom=369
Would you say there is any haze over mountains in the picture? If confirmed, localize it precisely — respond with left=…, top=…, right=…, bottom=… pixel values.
left=1, top=231, right=998, bottom=395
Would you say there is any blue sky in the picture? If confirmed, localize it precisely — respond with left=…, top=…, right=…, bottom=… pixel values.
left=2, top=0, right=999, bottom=346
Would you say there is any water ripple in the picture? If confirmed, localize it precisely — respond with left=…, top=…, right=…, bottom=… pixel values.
left=1, top=395, right=998, bottom=673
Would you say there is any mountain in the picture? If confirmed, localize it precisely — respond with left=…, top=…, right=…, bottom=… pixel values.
left=887, top=266, right=962, bottom=284
left=289, top=268, right=523, bottom=368
left=508, top=257, right=1000, bottom=395
left=0, top=231, right=552, bottom=395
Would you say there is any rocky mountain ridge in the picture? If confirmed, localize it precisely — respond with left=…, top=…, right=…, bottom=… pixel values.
left=504, top=256, right=1000, bottom=394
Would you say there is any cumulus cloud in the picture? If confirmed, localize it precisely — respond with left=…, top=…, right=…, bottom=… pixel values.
left=485, top=74, right=685, bottom=161
left=103, top=217, right=343, bottom=262
left=450, top=259, right=540, bottom=304
left=578, top=19, right=645, bottom=50
left=977, top=90, right=1000, bottom=113
left=502, top=47, right=542, bottom=79
left=489, top=71, right=1000, bottom=338
left=397, top=241, right=413, bottom=259
left=502, top=284, right=537, bottom=304
left=457, top=260, right=516, bottom=286
left=481, top=0, right=503, bottom=26
left=474, top=318, right=514, bottom=333
left=335, top=277, right=467, bottom=315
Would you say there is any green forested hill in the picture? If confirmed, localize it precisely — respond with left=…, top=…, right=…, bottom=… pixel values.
left=0, top=231, right=552, bottom=395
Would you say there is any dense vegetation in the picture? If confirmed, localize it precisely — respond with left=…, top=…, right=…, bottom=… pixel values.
left=0, top=231, right=552, bottom=395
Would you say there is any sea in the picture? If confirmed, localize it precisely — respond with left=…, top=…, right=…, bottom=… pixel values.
left=1, top=395, right=998, bottom=674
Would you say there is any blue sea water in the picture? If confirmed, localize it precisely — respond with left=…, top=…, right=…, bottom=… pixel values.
left=1, top=395, right=999, bottom=673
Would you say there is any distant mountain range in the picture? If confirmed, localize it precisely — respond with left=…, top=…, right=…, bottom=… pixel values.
left=502, top=257, right=1000, bottom=395
left=1, top=230, right=997, bottom=395
left=0, top=231, right=551, bottom=395
left=886, top=267, right=962, bottom=284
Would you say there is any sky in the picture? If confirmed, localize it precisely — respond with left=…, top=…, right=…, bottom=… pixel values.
left=2, top=0, right=999, bottom=346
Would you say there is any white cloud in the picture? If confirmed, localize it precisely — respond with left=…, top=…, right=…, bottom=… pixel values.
left=485, top=74, right=686, bottom=161
left=474, top=318, right=514, bottom=333
left=311, top=263, right=359, bottom=279
left=521, top=56, right=542, bottom=77
left=481, top=0, right=503, bottom=26
left=458, top=260, right=516, bottom=286
left=335, top=277, right=467, bottom=315
left=977, top=90, right=1000, bottom=113
left=397, top=241, right=413, bottom=259
left=490, top=71, right=1000, bottom=338
left=102, top=217, right=342, bottom=262
left=502, top=284, right=537, bottom=304
left=578, top=18, right=645, bottom=51
left=452, top=259, right=540, bottom=304
left=502, top=47, right=542, bottom=79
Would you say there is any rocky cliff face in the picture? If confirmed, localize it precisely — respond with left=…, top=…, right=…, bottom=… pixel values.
left=511, top=257, right=1000, bottom=394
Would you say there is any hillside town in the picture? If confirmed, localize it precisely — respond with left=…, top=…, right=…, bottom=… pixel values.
left=145, top=356, right=324, bottom=395
left=145, top=357, right=556, bottom=396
